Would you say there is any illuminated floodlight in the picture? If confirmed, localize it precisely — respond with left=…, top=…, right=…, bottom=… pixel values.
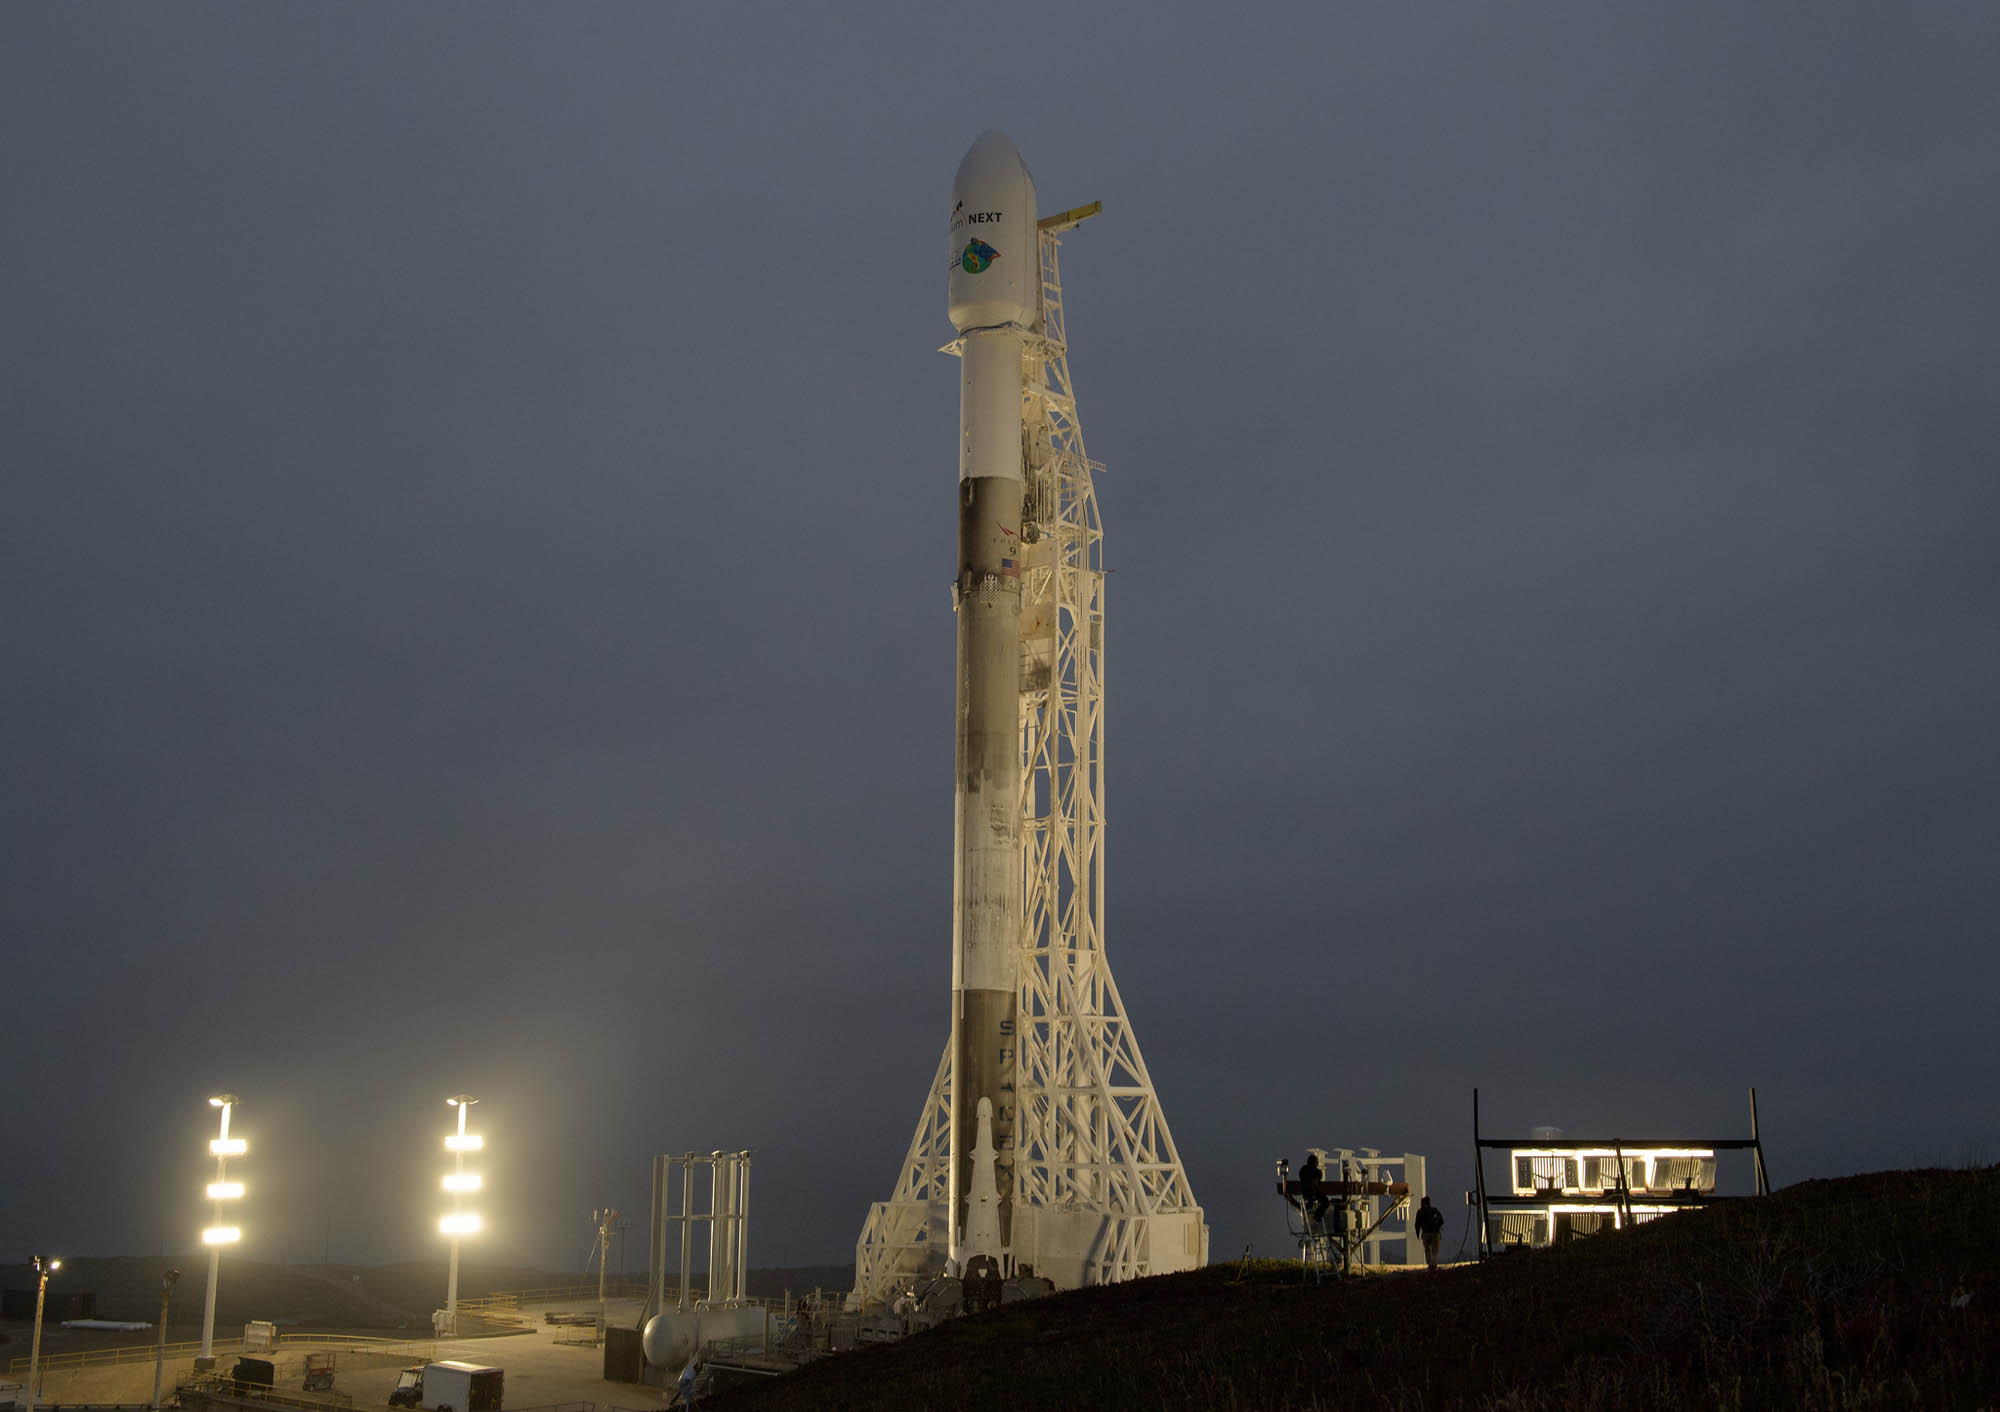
left=437, top=1093, right=481, bottom=1335
left=28, top=1254, right=64, bottom=1412
left=199, top=1094, right=244, bottom=1363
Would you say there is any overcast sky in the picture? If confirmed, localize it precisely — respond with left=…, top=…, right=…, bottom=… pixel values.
left=5, top=1, right=1996, bottom=1277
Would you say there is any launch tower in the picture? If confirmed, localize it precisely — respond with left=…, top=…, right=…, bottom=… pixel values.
left=853, top=136, right=1206, bottom=1303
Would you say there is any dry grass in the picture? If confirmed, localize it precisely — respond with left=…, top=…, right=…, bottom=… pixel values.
left=712, top=1168, right=2000, bottom=1411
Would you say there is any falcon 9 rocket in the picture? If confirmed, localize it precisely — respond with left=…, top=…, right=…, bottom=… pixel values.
left=945, top=130, right=1037, bottom=1275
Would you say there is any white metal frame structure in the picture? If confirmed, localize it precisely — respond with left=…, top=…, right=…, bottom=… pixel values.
left=1313, top=1149, right=1428, bottom=1269
left=855, top=210, right=1206, bottom=1305
left=645, top=1150, right=751, bottom=1320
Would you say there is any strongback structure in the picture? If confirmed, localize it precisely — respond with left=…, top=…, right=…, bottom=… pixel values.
left=853, top=152, right=1206, bottom=1304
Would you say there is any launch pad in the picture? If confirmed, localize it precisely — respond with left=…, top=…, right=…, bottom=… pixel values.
left=853, top=137, right=1206, bottom=1305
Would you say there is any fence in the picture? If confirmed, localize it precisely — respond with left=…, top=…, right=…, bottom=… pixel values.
left=458, top=1283, right=646, bottom=1314
left=11, top=1337, right=435, bottom=1380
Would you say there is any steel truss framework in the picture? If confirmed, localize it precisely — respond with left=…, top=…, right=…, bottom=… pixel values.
left=854, top=218, right=1204, bottom=1305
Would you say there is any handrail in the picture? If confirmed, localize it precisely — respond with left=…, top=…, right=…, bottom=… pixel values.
left=12, top=1337, right=435, bottom=1379
left=462, top=1283, right=647, bottom=1311
left=13, top=1341, right=240, bottom=1377
left=275, top=1336, right=435, bottom=1355
left=179, top=1375, right=355, bottom=1412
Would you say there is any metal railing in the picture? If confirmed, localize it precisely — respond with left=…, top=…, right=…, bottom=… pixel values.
left=12, top=1336, right=435, bottom=1380
left=459, top=1283, right=646, bottom=1313
left=178, top=1375, right=359, bottom=1412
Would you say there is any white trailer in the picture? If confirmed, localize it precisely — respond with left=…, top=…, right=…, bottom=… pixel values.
left=420, top=1361, right=502, bottom=1412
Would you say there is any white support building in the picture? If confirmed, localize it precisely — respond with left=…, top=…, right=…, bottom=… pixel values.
left=1491, top=1141, right=1720, bottom=1247
left=854, top=207, right=1207, bottom=1306
left=1470, top=1090, right=1772, bottom=1255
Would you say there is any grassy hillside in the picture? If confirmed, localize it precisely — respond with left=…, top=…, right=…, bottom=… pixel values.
left=713, top=1168, right=1999, bottom=1411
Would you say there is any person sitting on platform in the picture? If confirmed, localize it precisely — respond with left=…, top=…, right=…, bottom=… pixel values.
left=1299, top=1152, right=1330, bottom=1225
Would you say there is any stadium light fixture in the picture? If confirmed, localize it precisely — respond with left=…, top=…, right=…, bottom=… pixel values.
left=438, top=1094, right=480, bottom=1336
left=27, top=1255, right=61, bottom=1410
left=198, top=1095, right=243, bottom=1365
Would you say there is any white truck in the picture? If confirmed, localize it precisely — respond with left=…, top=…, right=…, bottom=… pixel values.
left=387, top=1361, right=503, bottom=1412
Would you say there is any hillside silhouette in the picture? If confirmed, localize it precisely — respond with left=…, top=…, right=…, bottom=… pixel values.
left=715, top=1168, right=1998, bottom=1411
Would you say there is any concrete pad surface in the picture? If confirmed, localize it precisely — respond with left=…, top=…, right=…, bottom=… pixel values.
left=28, top=1300, right=670, bottom=1410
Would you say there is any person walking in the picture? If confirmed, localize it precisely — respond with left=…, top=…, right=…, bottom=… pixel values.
left=1413, top=1194, right=1446, bottom=1268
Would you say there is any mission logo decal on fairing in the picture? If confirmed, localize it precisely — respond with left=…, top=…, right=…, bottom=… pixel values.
left=959, top=238, right=1000, bottom=273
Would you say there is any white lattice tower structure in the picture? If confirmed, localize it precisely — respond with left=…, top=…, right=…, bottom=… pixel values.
left=853, top=212, right=1207, bottom=1305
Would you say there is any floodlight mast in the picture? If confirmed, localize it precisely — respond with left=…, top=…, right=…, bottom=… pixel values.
left=593, top=1207, right=618, bottom=1336
left=440, top=1095, right=479, bottom=1334
left=198, top=1096, right=242, bottom=1365
left=27, top=1254, right=60, bottom=1411
left=150, top=1267, right=181, bottom=1411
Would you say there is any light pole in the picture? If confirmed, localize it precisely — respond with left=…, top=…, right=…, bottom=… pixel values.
left=439, top=1095, right=482, bottom=1336
left=199, top=1094, right=245, bottom=1368
left=151, top=1267, right=182, bottom=1411
left=592, top=1208, right=618, bottom=1341
left=27, top=1254, right=61, bottom=1410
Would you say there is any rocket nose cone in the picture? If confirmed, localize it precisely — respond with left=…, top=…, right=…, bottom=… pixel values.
left=956, top=129, right=1034, bottom=191
left=948, top=129, right=1037, bottom=331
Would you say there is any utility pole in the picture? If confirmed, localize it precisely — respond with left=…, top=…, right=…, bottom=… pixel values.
left=151, top=1268, right=182, bottom=1411
left=593, top=1208, right=618, bottom=1342
left=27, top=1255, right=60, bottom=1411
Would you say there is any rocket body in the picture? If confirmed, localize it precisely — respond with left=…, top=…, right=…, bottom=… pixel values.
left=946, top=131, right=1036, bottom=1273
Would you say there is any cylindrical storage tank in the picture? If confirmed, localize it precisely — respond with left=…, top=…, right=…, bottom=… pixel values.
left=707, top=1152, right=731, bottom=1305
left=643, top=1311, right=699, bottom=1370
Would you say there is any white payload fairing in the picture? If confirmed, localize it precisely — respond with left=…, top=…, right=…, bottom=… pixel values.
left=945, top=130, right=1037, bottom=1276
